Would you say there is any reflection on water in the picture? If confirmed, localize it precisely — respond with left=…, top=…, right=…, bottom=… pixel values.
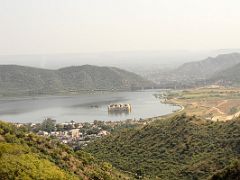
left=108, top=110, right=130, bottom=116
left=0, top=90, right=180, bottom=123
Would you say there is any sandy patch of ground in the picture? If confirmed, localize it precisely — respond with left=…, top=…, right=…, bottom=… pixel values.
left=166, top=87, right=240, bottom=121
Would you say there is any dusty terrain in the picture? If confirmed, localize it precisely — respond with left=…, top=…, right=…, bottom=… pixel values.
left=166, top=86, right=240, bottom=121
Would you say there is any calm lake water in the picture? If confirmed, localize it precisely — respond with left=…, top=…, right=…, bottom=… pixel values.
left=0, top=90, right=179, bottom=123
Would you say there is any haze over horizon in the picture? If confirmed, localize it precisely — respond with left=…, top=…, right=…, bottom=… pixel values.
left=1, top=0, right=240, bottom=71
left=0, top=49, right=239, bottom=70
left=1, top=0, right=240, bottom=56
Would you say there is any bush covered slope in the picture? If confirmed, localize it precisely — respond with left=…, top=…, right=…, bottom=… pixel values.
left=211, top=161, right=240, bottom=180
left=0, top=143, right=77, bottom=180
left=85, top=114, right=240, bottom=179
left=0, top=121, right=128, bottom=180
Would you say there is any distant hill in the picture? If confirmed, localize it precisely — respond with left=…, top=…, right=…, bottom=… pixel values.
left=85, top=114, right=240, bottom=179
left=175, top=53, right=240, bottom=80
left=0, top=65, right=155, bottom=96
left=58, top=65, right=155, bottom=91
left=151, top=53, right=240, bottom=88
left=210, top=63, right=240, bottom=86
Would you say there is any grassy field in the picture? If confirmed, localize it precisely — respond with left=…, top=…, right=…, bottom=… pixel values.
left=165, top=86, right=240, bottom=121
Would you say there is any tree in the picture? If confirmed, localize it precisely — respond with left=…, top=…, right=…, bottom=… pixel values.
left=135, top=169, right=143, bottom=179
left=41, top=118, right=56, bottom=133
left=56, top=124, right=64, bottom=131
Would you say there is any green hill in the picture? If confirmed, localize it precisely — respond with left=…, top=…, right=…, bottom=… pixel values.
left=0, top=65, right=155, bottom=96
left=85, top=114, right=240, bottom=179
left=0, top=121, right=128, bottom=179
left=58, top=65, right=155, bottom=91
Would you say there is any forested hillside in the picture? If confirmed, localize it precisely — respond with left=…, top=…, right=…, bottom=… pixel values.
left=211, top=161, right=240, bottom=180
left=85, top=114, right=240, bottom=179
left=0, top=65, right=155, bottom=96
left=0, top=121, right=128, bottom=179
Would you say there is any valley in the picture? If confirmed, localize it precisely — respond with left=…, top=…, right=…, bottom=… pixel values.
left=1, top=1, right=240, bottom=179
left=1, top=53, right=240, bottom=180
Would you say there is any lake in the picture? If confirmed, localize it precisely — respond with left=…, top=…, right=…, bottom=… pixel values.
left=0, top=90, right=180, bottom=123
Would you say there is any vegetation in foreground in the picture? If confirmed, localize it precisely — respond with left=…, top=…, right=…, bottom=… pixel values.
left=1, top=109, right=240, bottom=179
left=85, top=114, right=240, bottom=179
left=211, top=161, right=240, bottom=180
left=0, top=121, right=129, bottom=180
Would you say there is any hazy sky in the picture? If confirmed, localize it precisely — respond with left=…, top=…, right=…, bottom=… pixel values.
left=0, top=0, right=240, bottom=55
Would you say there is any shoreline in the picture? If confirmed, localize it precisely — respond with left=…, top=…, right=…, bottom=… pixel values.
left=0, top=97, right=182, bottom=125
left=142, top=103, right=184, bottom=123
left=0, top=89, right=167, bottom=101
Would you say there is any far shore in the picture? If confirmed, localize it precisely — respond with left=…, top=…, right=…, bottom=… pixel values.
left=0, top=89, right=180, bottom=124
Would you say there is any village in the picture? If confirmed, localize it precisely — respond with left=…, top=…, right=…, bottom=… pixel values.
left=37, top=120, right=111, bottom=149
left=13, top=103, right=153, bottom=149
left=15, top=117, right=147, bottom=149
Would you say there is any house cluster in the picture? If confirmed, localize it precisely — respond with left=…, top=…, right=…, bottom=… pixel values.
left=36, top=120, right=110, bottom=147
left=14, top=118, right=148, bottom=149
